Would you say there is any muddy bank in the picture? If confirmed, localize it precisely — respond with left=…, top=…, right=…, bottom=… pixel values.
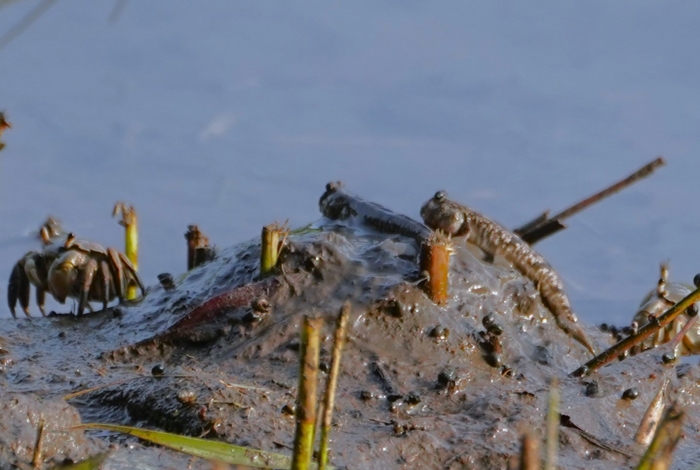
left=1, top=191, right=700, bottom=469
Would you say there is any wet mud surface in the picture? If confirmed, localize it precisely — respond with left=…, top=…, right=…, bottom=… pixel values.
left=2, top=201, right=700, bottom=469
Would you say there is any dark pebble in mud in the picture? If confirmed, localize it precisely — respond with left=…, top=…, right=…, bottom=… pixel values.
left=437, top=368, right=456, bottom=389
left=151, top=364, right=165, bottom=377
left=429, top=325, right=449, bottom=341
left=177, top=390, right=197, bottom=405
left=584, top=381, right=600, bottom=397
left=359, top=390, right=376, bottom=401
left=158, top=273, right=176, bottom=290
left=406, top=391, right=422, bottom=405
left=622, top=387, right=639, bottom=400
left=252, top=297, right=271, bottom=313
left=484, top=352, right=502, bottom=368
left=662, top=353, right=676, bottom=364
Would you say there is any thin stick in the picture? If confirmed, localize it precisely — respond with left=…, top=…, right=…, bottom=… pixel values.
left=544, top=377, right=559, bottom=470
left=669, top=315, right=698, bottom=357
left=318, top=304, right=350, bottom=470
left=515, top=157, right=665, bottom=244
left=291, top=316, right=323, bottom=470
left=419, top=231, right=452, bottom=305
left=113, top=202, right=138, bottom=300
left=517, top=219, right=566, bottom=246
left=514, top=211, right=549, bottom=237
left=570, top=284, right=700, bottom=376
left=32, top=419, right=44, bottom=468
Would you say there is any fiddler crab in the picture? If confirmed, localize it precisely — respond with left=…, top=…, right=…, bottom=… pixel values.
left=8, top=229, right=145, bottom=318
left=628, top=263, right=700, bottom=356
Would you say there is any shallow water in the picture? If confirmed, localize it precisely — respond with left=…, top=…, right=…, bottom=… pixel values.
left=1, top=2, right=700, bottom=329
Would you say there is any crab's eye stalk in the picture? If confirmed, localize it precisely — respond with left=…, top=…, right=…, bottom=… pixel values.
left=434, top=191, right=447, bottom=201
left=64, top=232, right=76, bottom=248
left=694, top=273, right=700, bottom=288
left=40, top=227, right=51, bottom=245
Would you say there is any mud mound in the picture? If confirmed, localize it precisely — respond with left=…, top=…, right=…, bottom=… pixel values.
left=1, top=212, right=699, bottom=469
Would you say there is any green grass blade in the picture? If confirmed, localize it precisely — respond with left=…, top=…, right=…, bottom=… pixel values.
left=74, top=423, right=293, bottom=469
left=49, top=452, right=109, bottom=469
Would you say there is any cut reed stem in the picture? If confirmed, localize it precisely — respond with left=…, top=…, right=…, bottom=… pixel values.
left=185, top=225, right=211, bottom=270
left=419, top=231, right=451, bottom=305
left=518, top=429, right=541, bottom=470
left=544, top=377, right=559, bottom=470
left=317, top=303, right=350, bottom=470
left=260, top=221, right=288, bottom=277
left=32, top=418, right=44, bottom=468
left=292, top=316, right=323, bottom=470
left=113, top=202, right=138, bottom=300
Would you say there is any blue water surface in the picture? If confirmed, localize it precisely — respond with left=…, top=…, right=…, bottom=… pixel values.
left=1, top=1, right=699, bottom=324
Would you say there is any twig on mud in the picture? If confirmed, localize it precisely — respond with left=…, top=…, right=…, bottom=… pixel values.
left=515, top=157, right=666, bottom=245
left=318, top=303, right=350, bottom=470
left=292, top=316, right=323, bottom=470
left=544, top=377, right=559, bottom=470
left=635, top=380, right=669, bottom=447
left=570, top=282, right=700, bottom=377
left=219, top=379, right=271, bottom=393
left=64, top=373, right=217, bottom=400
left=63, top=377, right=141, bottom=400
left=32, top=418, right=44, bottom=468
left=635, top=402, right=684, bottom=470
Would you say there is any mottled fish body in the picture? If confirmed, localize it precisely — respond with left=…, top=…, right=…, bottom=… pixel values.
left=420, top=191, right=595, bottom=355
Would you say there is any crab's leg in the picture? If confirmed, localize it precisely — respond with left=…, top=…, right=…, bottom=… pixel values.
left=77, top=258, right=98, bottom=315
left=118, top=251, right=145, bottom=296
left=9, top=261, right=33, bottom=318
left=7, top=263, right=24, bottom=318
left=36, top=288, right=46, bottom=316
left=107, top=248, right=126, bottom=302
left=98, top=260, right=112, bottom=311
